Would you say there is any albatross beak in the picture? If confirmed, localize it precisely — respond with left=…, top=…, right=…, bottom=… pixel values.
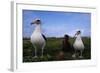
left=30, top=22, right=35, bottom=25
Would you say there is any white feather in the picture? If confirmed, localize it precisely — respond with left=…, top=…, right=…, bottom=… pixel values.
left=73, top=34, right=84, bottom=50
left=31, top=24, right=46, bottom=48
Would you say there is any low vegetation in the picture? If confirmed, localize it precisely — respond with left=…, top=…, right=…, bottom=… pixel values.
left=23, top=37, right=91, bottom=62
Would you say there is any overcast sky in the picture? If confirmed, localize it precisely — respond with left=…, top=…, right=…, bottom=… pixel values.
left=23, top=10, right=91, bottom=38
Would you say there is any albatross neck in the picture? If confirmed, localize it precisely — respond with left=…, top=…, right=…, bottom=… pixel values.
left=34, top=24, right=41, bottom=32
left=76, top=34, right=82, bottom=39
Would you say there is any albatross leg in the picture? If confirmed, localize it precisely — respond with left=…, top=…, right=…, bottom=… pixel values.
left=72, top=50, right=77, bottom=58
left=41, top=44, right=45, bottom=58
left=79, top=50, right=83, bottom=58
left=34, top=46, right=38, bottom=58
left=40, top=48, right=44, bottom=58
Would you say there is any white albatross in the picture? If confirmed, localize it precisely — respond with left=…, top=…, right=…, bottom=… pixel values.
left=30, top=18, right=46, bottom=58
left=72, top=30, right=85, bottom=58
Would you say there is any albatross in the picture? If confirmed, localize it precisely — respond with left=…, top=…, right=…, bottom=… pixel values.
left=30, top=18, right=46, bottom=58
left=72, top=30, right=85, bottom=58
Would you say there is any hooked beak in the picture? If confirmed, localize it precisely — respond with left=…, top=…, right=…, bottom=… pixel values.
left=30, top=20, right=41, bottom=25
left=30, top=22, right=35, bottom=25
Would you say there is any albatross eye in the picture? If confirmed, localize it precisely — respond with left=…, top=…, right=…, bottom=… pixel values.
left=78, top=31, right=81, bottom=34
left=37, top=20, right=40, bottom=22
left=36, top=20, right=41, bottom=24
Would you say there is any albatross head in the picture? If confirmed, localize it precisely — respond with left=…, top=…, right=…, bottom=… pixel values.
left=31, top=18, right=41, bottom=25
left=74, top=30, right=81, bottom=37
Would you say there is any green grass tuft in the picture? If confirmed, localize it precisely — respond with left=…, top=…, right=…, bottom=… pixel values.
left=23, top=37, right=91, bottom=62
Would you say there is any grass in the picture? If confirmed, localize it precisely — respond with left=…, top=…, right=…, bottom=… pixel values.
left=23, top=37, right=91, bottom=62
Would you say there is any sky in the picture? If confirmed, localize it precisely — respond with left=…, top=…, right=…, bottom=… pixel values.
left=23, top=10, right=91, bottom=38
